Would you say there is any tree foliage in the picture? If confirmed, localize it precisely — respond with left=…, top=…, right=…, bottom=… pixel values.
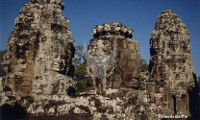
left=74, top=62, right=87, bottom=90
left=75, top=62, right=86, bottom=80
left=140, top=58, right=149, bottom=72
left=74, top=45, right=87, bottom=94
left=75, top=45, right=85, bottom=68
left=0, top=50, right=5, bottom=62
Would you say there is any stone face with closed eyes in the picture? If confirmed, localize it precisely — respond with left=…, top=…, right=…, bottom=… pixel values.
left=86, top=23, right=141, bottom=90
left=148, top=9, right=197, bottom=117
left=1, top=0, right=75, bottom=96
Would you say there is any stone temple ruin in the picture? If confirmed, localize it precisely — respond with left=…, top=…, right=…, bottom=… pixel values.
left=0, top=0, right=199, bottom=120
left=145, top=10, right=199, bottom=119
left=148, top=10, right=198, bottom=117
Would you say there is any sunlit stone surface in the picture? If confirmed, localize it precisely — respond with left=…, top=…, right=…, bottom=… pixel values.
left=148, top=10, right=199, bottom=118
left=0, top=2, right=198, bottom=119
left=1, top=0, right=75, bottom=96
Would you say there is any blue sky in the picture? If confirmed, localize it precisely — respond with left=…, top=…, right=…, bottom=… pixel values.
left=0, top=0, right=200, bottom=76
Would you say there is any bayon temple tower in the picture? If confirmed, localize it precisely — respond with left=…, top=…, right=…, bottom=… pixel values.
left=148, top=10, right=199, bottom=118
left=85, top=23, right=141, bottom=91
left=1, top=0, right=75, bottom=97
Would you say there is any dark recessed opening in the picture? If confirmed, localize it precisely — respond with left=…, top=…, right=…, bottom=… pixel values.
left=172, top=95, right=177, bottom=114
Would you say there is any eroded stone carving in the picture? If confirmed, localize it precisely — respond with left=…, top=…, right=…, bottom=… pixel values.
left=86, top=23, right=141, bottom=89
left=148, top=10, right=198, bottom=117
left=0, top=4, right=198, bottom=119
left=1, top=0, right=75, bottom=97
left=85, top=40, right=118, bottom=91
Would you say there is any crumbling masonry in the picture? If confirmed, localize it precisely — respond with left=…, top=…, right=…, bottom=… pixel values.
left=1, top=0, right=75, bottom=96
left=0, top=0, right=198, bottom=119
left=148, top=10, right=198, bottom=118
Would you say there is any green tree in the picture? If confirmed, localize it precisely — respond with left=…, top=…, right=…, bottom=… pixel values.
left=74, top=62, right=87, bottom=90
left=140, top=58, right=149, bottom=72
left=75, top=45, right=85, bottom=68
left=0, top=50, right=5, bottom=61
left=74, top=45, right=88, bottom=95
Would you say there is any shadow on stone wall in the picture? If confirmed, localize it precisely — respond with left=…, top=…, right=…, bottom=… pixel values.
left=188, top=73, right=200, bottom=120
left=0, top=103, right=27, bottom=120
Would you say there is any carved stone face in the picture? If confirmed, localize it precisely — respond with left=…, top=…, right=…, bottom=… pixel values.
left=52, top=53, right=66, bottom=72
